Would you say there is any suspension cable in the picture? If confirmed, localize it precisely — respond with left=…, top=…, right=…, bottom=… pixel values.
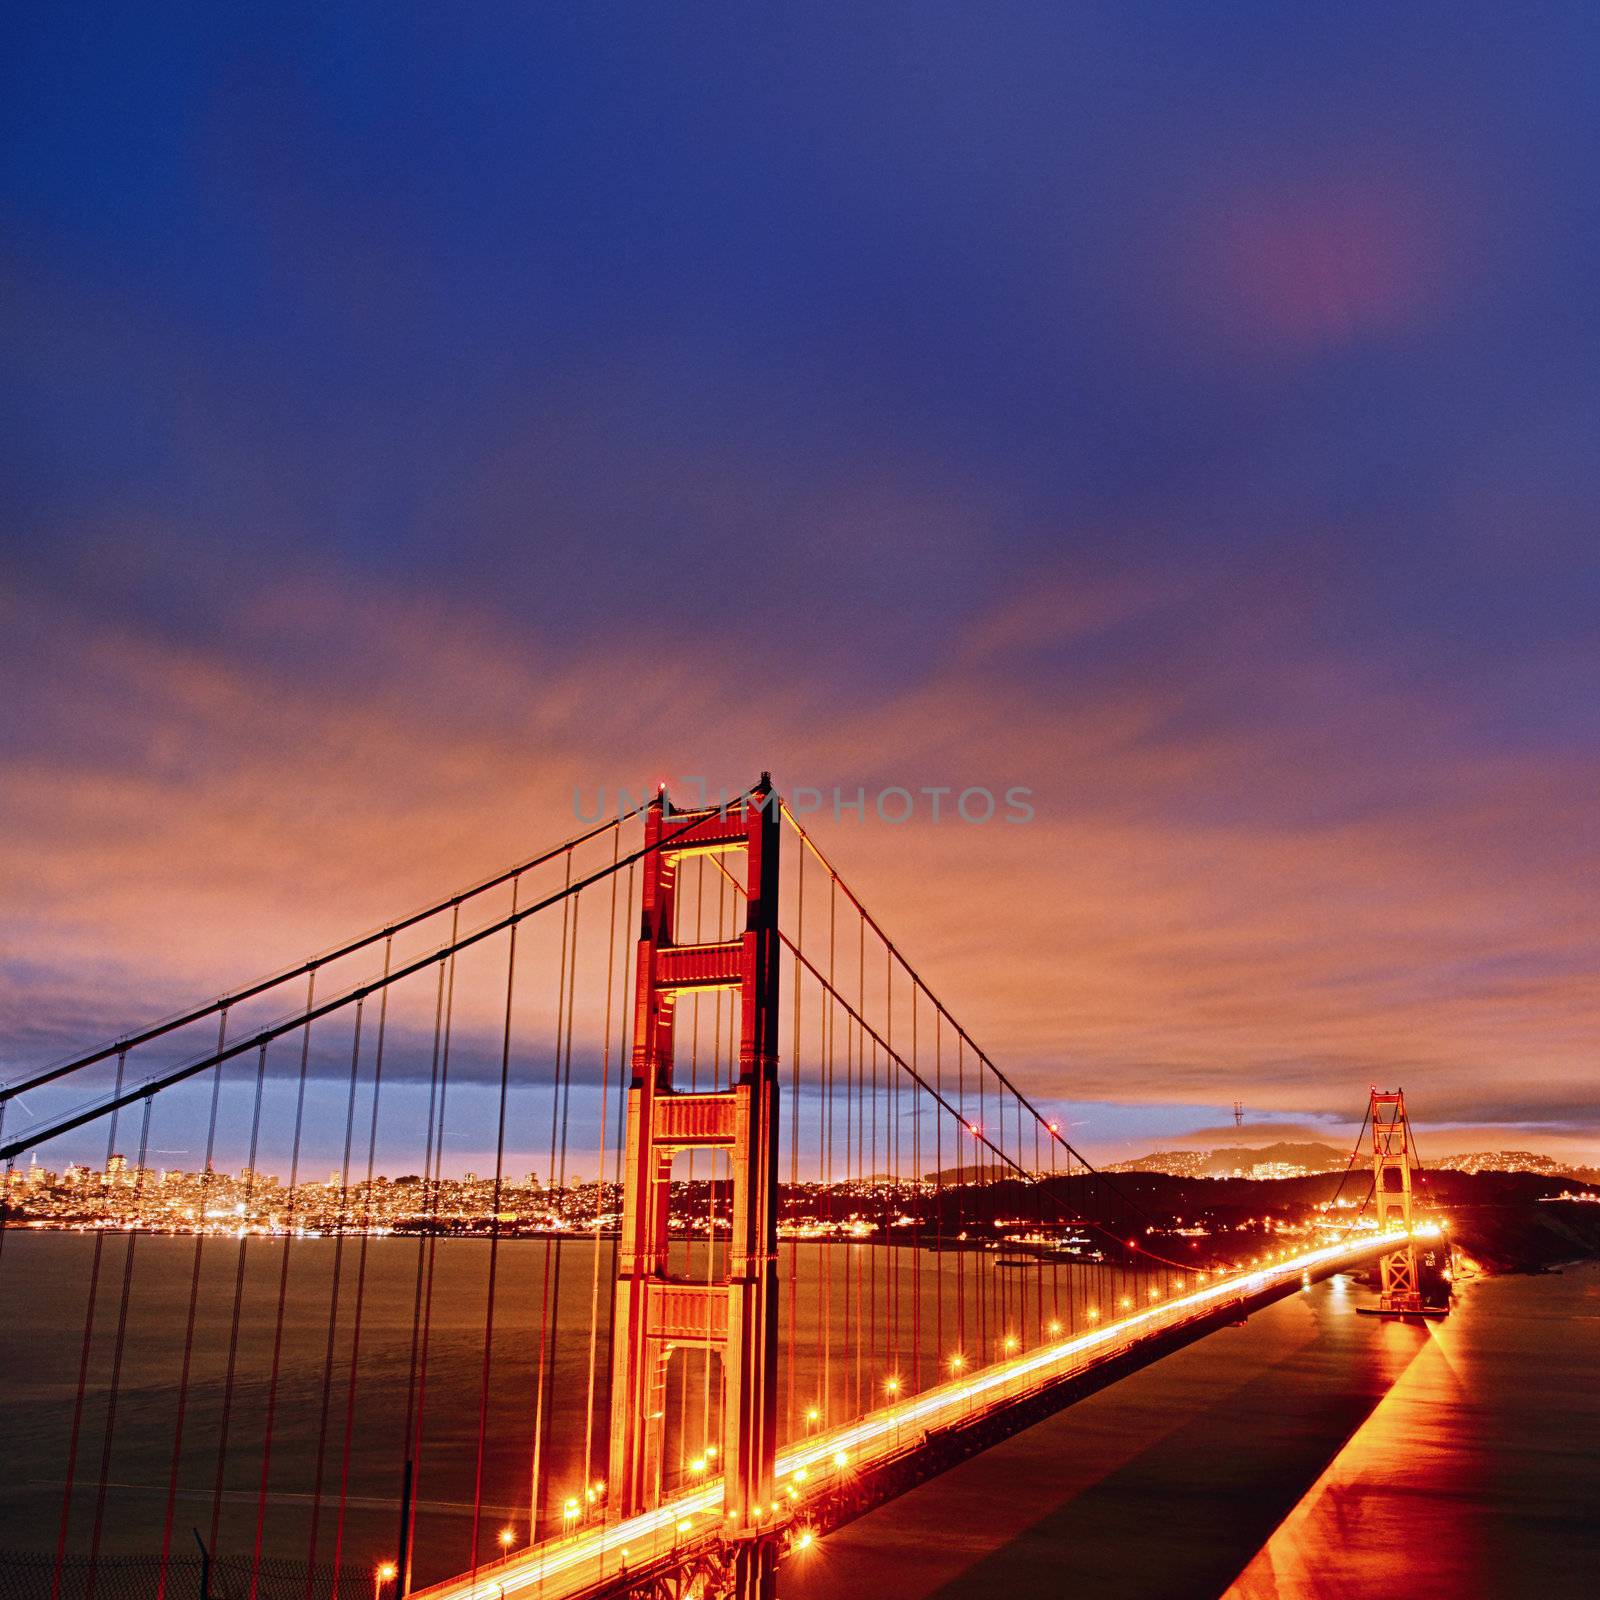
left=3, top=800, right=754, bottom=1165
left=2, top=816, right=630, bottom=1114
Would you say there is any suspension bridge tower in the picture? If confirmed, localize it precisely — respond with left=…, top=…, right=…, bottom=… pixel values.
left=609, top=778, right=781, bottom=1600
left=1370, top=1087, right=1424, bottom=1314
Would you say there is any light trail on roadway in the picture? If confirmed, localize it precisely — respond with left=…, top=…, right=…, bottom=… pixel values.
left=409, top=1227, right=1409, bottom=1600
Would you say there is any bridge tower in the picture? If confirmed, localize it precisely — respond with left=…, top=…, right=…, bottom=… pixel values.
left=1370, top=1087, right=1422, bottom=1314
left=609, top=777, right=780, bottom=1600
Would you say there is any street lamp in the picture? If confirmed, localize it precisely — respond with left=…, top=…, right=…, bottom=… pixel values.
left=498, top=1527, right=516, bottom=1551
left=373, top=1561, right=397, bottom=1600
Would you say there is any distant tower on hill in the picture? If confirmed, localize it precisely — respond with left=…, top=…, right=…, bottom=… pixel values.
left=1233, top=1101, right=1243, bottom=1129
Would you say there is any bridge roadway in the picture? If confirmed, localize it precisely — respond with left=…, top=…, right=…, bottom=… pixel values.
left=410, top=1228, right=1410, bottom=1600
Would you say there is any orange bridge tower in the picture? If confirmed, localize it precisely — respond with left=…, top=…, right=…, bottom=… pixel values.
left=609, top=778, right=781, bottom=1600
left=1370, top=1087, right=1425, bottom=1314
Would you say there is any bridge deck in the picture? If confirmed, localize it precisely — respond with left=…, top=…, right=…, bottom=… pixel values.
left=410, top=1228, right=1408, bottom=1600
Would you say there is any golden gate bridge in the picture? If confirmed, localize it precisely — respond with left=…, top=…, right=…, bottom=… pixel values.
left=0, top=777, right=1443, bottom=1600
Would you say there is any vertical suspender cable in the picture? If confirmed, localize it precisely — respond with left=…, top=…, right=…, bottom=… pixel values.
left=84, top=1091, right=155, bottom=1600
left=252, top=973, right=317, bottom=1598
left=209, top=1038, right=271, bottom=1552
left=526, top=864, right=571, bottom=1540
left=399, top=937, right=452, bottom=1595
left=332, top=936, right=394, bottom=1592
left=305, top=997, right=367, bottom=1599
left=955, top=1036, right=965, bottom=1366
left=583, top=829, right=622, bottom=1497
left=822, top=878, right=835, bottom=1424
left=470, top=885, right=521, bottom=1579
left=933, top=1018, right=943, bottom=1377
left=538, top=887, right=581, bottom=1513
left=51, top=1050, right=128, bottom=1600
left=407, top=915, right=459, bottom=1592
left=158, top=1008, right=230, bottom=1595
left=786, top=847, right=802, bottom=1444
left=911, top=992, right=921, bottom=1391
left=857, top=917, right=868, bottom=1413
left=529, top=862, right=580, bottom=1538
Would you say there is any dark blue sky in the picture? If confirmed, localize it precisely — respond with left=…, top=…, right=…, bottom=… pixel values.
left=3, top=3, right=1597, bottom=1163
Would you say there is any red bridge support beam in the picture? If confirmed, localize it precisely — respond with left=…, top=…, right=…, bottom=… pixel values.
left=610, top=777, right=780, bottom=1599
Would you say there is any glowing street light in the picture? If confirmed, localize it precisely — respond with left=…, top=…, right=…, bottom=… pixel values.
left=885, top=1375, right=901, bottom=1397
left=498, top=1527, right=516, bottom=1550
left=373, top=1562, right=398, bottom=1600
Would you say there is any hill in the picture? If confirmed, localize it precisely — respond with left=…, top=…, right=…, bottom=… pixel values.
left=1104, top=1142, right=1350, bottom=1177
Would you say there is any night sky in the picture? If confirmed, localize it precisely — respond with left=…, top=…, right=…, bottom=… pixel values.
left=3, top=4, right=1597, bottom=1165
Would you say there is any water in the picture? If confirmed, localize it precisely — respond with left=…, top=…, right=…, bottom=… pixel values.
left=5, top=1236, right=1594, bottom=1598
left=782, top=1262, right=1600, bottom=1600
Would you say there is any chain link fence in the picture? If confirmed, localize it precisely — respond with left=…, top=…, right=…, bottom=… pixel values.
left=0, top=1553, right=370, bottom=1600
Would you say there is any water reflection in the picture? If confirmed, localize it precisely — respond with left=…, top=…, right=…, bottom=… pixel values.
left=783, top=1264, right=1600, bottom=1600
left=1222, top=1314, right=1481, bottom=1597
